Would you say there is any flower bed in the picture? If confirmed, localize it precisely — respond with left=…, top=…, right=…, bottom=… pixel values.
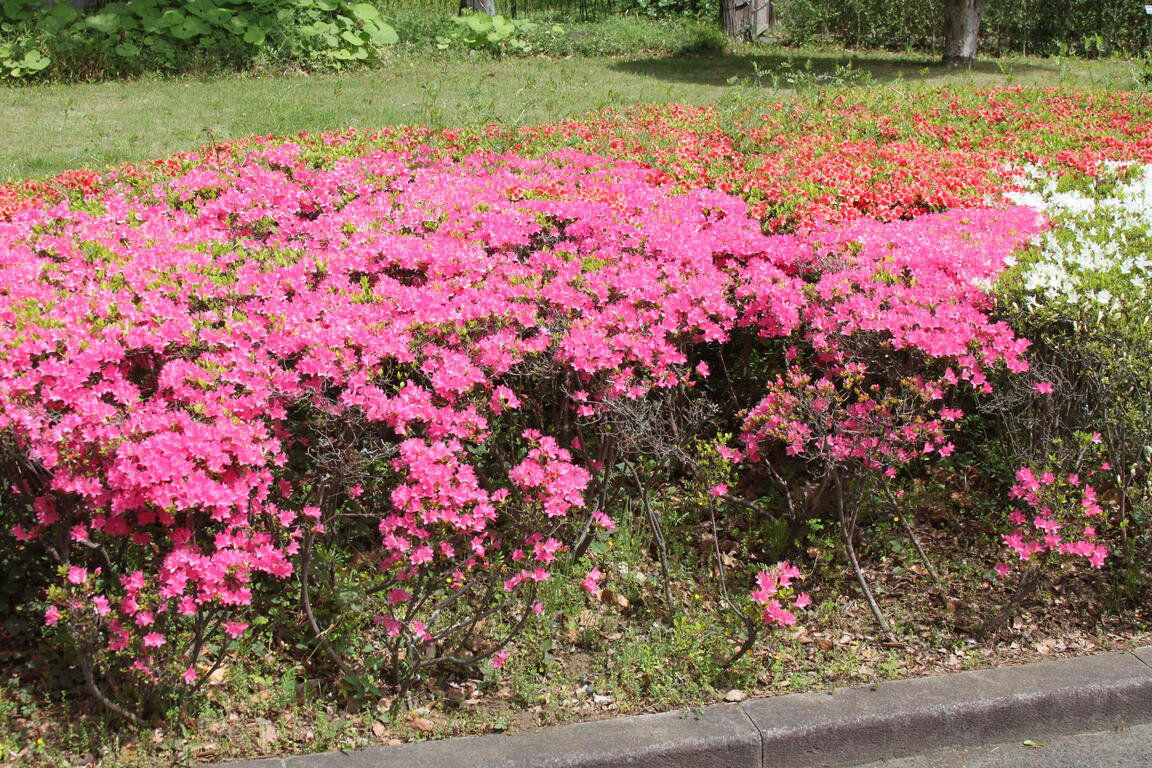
left=2, top=85, right=1151, bottom=720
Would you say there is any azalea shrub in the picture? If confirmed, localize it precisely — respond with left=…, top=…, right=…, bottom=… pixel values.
left=985, top=161, right=1152, bottom=605
left=3, top=85, right=1152, bottom=715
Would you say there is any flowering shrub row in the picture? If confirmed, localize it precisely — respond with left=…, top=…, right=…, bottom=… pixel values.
left=4, top=86, right=1151, bottom=712
left=0, top=141, right=1042, bottom=709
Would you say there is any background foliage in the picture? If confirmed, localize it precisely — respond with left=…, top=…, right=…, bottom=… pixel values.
left=773, top=0, right=1152, bottom=56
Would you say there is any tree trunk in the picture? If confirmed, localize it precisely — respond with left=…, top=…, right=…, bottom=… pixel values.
left=461, top=0, right=496, bottom=14
left=720, top=0, right=751, bottom=42
left=941, top=0, right=988, bottom=66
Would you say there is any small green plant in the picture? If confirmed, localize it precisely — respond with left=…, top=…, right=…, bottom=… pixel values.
left=436, top=11, right=562, bottom=57
left=0, top=40, right=48, bottom=78
left=0, top=0, right=398, bottom=81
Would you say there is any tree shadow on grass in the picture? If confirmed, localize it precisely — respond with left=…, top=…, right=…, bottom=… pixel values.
left=610, top=52, right=1059, bottom=89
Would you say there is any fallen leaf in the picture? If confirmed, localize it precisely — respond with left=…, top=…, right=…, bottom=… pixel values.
left=723, top=689, right=747, bottom=702
left=409, top=717, right=435, bottom=734
left=256, top=721, right=277, bottom=752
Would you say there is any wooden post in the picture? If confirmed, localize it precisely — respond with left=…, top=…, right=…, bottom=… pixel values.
left=461, top=0, right=496, bottom=15
left=751, top=0, right=775, bottom=39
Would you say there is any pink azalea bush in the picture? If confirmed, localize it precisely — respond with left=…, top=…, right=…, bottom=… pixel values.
left=0, top=133, right=1049, bottom=711
left=997, top=459, right=1110, bottom=577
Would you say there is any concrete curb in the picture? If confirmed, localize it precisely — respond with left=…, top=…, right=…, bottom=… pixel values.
left=210, top=647, right=1152, bottom=768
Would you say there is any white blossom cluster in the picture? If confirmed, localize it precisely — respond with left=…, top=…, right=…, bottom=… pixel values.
left=1002, top=163, right=1152, bottom=316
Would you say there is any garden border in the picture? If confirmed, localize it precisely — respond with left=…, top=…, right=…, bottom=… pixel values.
left=209, top=646, right=1152, bottom=768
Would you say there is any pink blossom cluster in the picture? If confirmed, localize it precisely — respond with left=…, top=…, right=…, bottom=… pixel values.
left=751, top=561, right=811, bottom=627
left=995, top=462, right=1110, bottom=578
left=0, top=141, right=1043, bottom=683
left=739, top=207, right=1045, bottom=471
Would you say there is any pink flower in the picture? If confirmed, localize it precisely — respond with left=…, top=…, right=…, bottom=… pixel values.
left=581, top=568, right=602, bottom=595
left=490, top=650, right=510, bottom=669
left=66, top=566, right=88, bottom=585
left=1033, top=382, right=1054, bottom=394
left=709, top=484, right=728, bottom=498
left=763, top=599, right=796, bottom=627
left=142, top=632, right=166, bottom=648
left=994, top=562, right=1012, bottom=579
left=223, top=621, right=248, bottom=639
left=45, top=605, right=60, bottom=626
left=183, top=666, right=198, bottom=685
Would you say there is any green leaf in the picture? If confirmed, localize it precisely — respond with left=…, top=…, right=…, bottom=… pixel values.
left=464, top=14, right=490, bottom=32
left=348, top=3, right=380, bottom=21
left=48, top=4, right=78, bottom=25
left=341, top=29, right=363, bottom=46
left=171, top=19, right=208, bottom=40
left=363, top=20, right=397, bottom=45
left=85, top=13, right=121, bottom=34
left=243, top=27, right=266, bottom=45
left=157, top=9, right=186, bottom=28
left=21, top=50, right=49, bottom=71
left=114, top=42, right=141, bottom=58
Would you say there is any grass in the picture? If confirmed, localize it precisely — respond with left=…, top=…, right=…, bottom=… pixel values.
left=0, top=46, right=1140, bottom=182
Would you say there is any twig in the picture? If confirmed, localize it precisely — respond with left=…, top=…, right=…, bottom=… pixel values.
left=709, top=500, right=760, bottom=672
left=979, top=566, right=1041, bottom=639
left=623, top=460, right=674, bottom=606
left=299, top=528, right=356, bottom=679
left=77, top=644, right=139, bottom=723
left=837, top=473, right=896, bottom=643
left=896, top=512, right=942, bottom=584
left=571, top=442, right=615, bottom=561
left=882, top=485, right=941, bottom=584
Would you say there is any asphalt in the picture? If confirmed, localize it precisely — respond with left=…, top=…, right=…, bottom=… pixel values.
left=851, top=721, right=1152, bottom=767
left=209, top=646, right=1152, bottom=768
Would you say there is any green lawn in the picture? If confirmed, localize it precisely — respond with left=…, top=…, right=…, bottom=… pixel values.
left=0, top=48, right=1138, bottom=182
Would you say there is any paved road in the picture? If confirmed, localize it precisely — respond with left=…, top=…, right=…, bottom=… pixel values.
left=851, top=721, right=1152, bottom=768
